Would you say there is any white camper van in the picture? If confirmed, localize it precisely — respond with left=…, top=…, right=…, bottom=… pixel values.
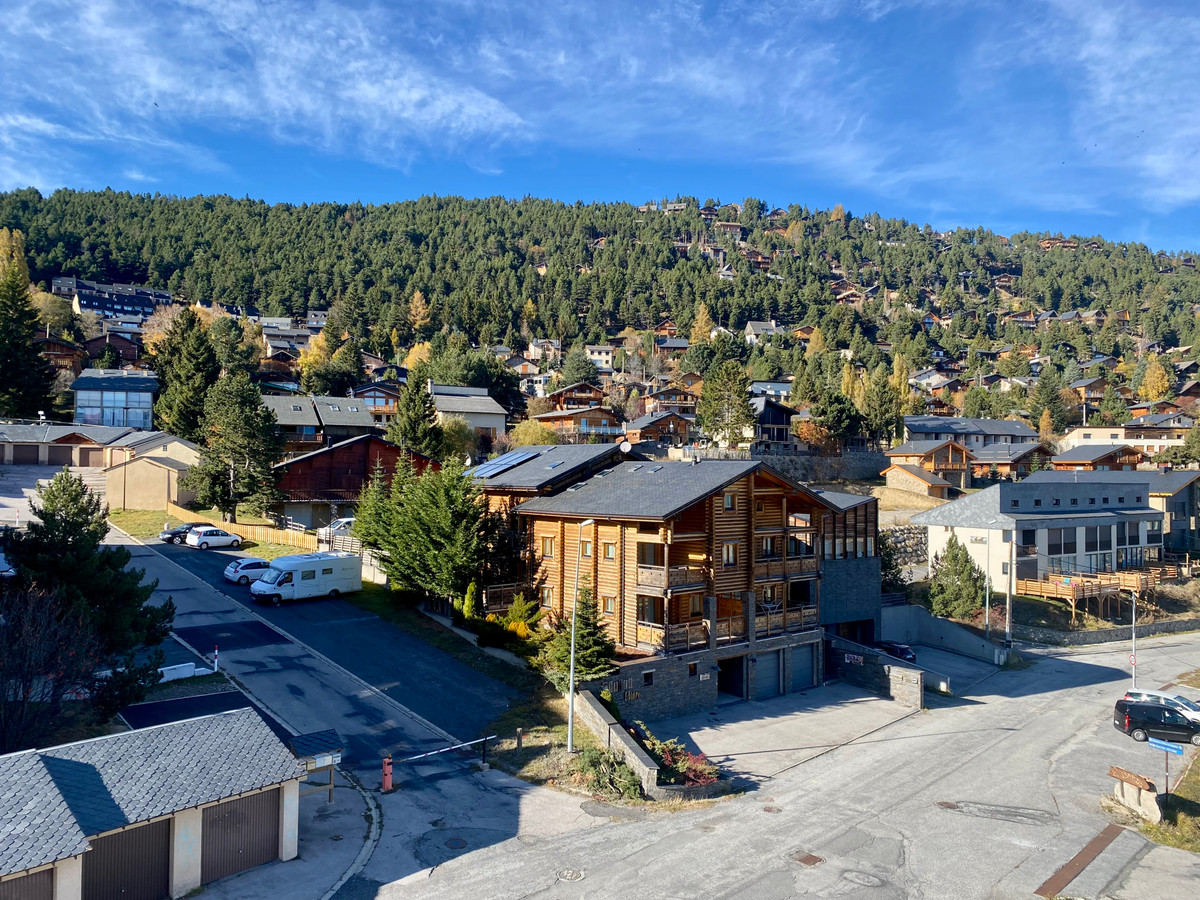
left=250, top=552, right=362, bottom=605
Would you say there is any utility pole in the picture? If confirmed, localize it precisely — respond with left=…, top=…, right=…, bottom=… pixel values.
left=1006, top=536, right=1015, bottom=648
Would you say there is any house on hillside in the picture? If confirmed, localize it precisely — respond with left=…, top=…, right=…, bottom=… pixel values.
left=968, top=442, right=1053, bottom=482
left=625, top=410, right=695, bottom=447
left=744, top=320, right=780, bottom=345
left=510, top=460, right=881, bottom=718
left=83, top=332, right=140, bottom=363
left=902, top=416, right=1037, bottom=450
left=262, top=395, right=325, bottom=451
left=1051, top=444, right=1148, bottom=471
left=531, top=407, right=625, bottom=443
left=644, top=386, right=697, bottom=416
left=35, top=336, right=87, bottom=376
left=0, top=423, right=134, bottom=467
left=351, top=380, right=405, bottom=425
left=547, top=381, right=605, bottom=411
left=748, top=396, right=797, bottom=452
left=883, top=439, right=974, bottom=490
left=71, top=369, right=157, bottom=429
left=428, top=384, right=508, bottom=448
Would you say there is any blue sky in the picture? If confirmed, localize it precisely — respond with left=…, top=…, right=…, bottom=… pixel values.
left=2, top=0, right=1198, bottom=251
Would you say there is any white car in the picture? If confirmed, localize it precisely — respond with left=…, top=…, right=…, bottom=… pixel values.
left=1124, top=689, right=1200, bottom=725
left=223, top=557, right=271, bottom=585
left=317, top=517, right=356, bottom=541
left=186, top=527, right=243, bottom=549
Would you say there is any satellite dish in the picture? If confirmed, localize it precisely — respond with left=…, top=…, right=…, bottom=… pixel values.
left=619, top=440, right=632, bottom=453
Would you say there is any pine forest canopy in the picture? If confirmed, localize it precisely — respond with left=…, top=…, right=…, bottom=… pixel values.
left=3, top=188, right=1200, bottom=372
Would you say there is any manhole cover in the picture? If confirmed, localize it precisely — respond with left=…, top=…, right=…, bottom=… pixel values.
left=763, top=806, right=782, bottom=814
left=788, top=851, right=825, bottom=867
left=557, top=869, right=584, bottom=882
left=444, top=838, right=467, bottom=850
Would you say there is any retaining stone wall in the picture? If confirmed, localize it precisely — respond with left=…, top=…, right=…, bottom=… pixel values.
left=1013, top=617, right=1200, bottom=647
left=827, top=645, right=924, bottom=707
left=882, top=524, right=927, bottom=566
left=573, top=690, right=659, bottom=795
left=760, top=452, right=890, bottom=483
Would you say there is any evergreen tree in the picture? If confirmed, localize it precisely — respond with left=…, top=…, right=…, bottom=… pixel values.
left=386, top=381, right=444, bottom=458
left=877, top=531, right=908, bottom=594
left=1097, top=385, right=1129, bottom=424
left=1029, top=368, right=1068, bottom=431
left=559, top=347, right=601, bottom=386
left=0, top=229, right=53, bottom=418
left=928, top=534, right=985, bottom=619
left=809, top=392, right=864, bottom=451
left=861, top=364, right=899, bottom=446
left=154, top=311, right=219, bottom=441
left=540, top=580, right=616, bottom=692
left=697, top=360, right=755, bottom=446
left=961, top=384, right=989, bottom=418
left=208, top=316, right=260, bottom=375
left=94, top=343, right=121, bottom=369
left=183, top=373, right=283, bottom=521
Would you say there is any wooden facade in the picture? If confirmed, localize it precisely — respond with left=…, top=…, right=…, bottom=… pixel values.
left=517, top=468, right=847, bottom=654
left=884, top=439, right=973, bottom=489
left=1051, top=446, right=1148, bottom=471
left=547, top=382, right=605, bottom=410
left=531, top=407, right=625, bottom=442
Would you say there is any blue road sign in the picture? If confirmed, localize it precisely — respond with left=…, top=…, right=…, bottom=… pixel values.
left=1148, top=737, right=1184, bottom=755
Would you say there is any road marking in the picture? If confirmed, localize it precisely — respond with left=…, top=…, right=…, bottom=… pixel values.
left=1034, top=823, right=1124, bottom=898
left=108, top=525, right=461, bottom=745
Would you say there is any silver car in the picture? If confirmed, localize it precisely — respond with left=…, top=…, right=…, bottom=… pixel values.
left=1123, top=689, right=1200, bottom=725
left=223, top=557, right=271, bottom=585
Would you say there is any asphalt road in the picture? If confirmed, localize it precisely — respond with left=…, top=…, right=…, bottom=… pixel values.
left=143, top=537, right=516, bottom=743
left=374, top=631, right=1200, bottom=900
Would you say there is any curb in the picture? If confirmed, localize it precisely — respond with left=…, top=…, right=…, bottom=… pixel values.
left=110, top=522, right=462, bottom=748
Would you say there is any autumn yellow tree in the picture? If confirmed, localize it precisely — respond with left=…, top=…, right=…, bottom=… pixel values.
left=403, top=341, right=431, bottom=370
left=297, top=331, right=332, bottom=392
left=805, top=326, right=827, bottom=360
left=1139, top=356, right=1171, bottom=402
left=1038, top=408, right=1057, bottom=448
left=690, top=303, right=715, bottom=345
left=409, top=290, right=431, bottom=336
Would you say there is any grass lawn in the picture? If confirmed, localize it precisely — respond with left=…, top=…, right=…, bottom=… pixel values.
left=485, top=686, right=599, bottom=788
left=1141, top=746, right=1200, bottom=852
left=108, top=509, right=308, bottom=561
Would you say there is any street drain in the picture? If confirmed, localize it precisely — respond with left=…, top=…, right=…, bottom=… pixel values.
left=558, top=869, right=584, bottom=882
left=763, top=806, right=782, bottom=814
left=788, top=851, right=825, bottom=867
left=444, top=838, right=467, bottom=850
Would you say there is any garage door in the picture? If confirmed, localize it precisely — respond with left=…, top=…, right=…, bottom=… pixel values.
left=202, top=788, right=280, bottom=884
left=82, top=820, right=170, bottom=900
left=10, top=445, right=38, bottom=465
left=79, top=447, right=104, bottom=467
left=791, top=644, right=815, bottom=692
left=755, top=650, right=781, bottom=700
left=0, top=869, right=53, bottom=900
left=47, top=445, right=74, bottom=466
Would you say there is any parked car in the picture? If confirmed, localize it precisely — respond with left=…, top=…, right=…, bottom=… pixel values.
left=1123, top=689, right=1200, bottom=725
left=875, top=641, right=918, bottom=664
left=0, top=549, right=14, bottom=579
left=185, top=527, right=243, bottom=549
left=158, top=522, right=207, bottom=544
left=250, top=552, right=362, bottom=605
left=1113, top=699, right=1200, bottom=745
left=317, top=517, right=356, bottom=541
left=223, top=557, right=271, bottom=585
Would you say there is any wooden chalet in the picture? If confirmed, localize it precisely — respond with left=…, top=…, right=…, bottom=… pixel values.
left=35, top=337, right=87, bottom=376
left=644, top=386, right=698, bottom=416
left=351, top=380, right=405, bottom=425
left=676, top=371, right=705, bottom=394
left=653, top=319, right=678, bottom=338
left=470, top=444, right=637, bottom=516
left=969, top=442, right=1053, bottom=481
left=883, top=439, right=974, bottom=490
left=547, top=381, right=605, bottom=411
left=625, top=411, right=694, bottom=446
left=1051, top=444, right=1148, bottom=471
left=530, top=407, right=625, bottom=443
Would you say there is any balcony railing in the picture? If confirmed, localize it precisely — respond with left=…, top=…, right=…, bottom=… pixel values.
left=755, top=605, right=818, bottom=637
left=636, top=564, right=708, bottom=590
left=666, top=620, right=709, bottom=652
left=753, top=556, right=818, bottom=580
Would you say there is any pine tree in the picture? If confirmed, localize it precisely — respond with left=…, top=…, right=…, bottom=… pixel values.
left=928, top=534, right=986, bottom=619
left=861, top=364, right=899, bottom=446
left=409, top=290, right=431, bottom=337
left=386, top=381, right=444, bottom=458
left=559, top=348, right=601, bottom=386
left=810, top=392, right=864, bottom=452
left=541, top=581, right=616, bottom=692
left=183, top=373, right=284, bottom=522
left=154, top=312, right=219, bottom=442
left=0, top=229, right=53, bottom=418
left=1098, top=385, right=1129, bottom=424
left=697, top=360, right=755, bottom=446
left=95, top=343, right=121, bottom=369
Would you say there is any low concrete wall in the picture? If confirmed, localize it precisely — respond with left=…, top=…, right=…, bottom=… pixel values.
left=1013, top=617, right=1200, bottom=647
left=1113, top=780, right=1162, bottom=824
left=574, top=690, right=659, bottom=796
left=883, top=604, right=1008, bottom=666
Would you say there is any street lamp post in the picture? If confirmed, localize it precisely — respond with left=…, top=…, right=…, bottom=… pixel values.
left=566, top=518, right=596, bottom=753
left=1131, top=589, right=1138, bottom=689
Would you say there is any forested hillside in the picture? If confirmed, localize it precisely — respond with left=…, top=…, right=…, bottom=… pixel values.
left=3, top=187, right=1199, bottom=367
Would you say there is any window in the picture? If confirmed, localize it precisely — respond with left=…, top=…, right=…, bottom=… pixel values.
left=1089, top=497, right=1096, bottom=505
left=1136, top=495, right=1142, bottom=504
left=760, top=536, right=778, bottom=559
left=689, top=595, right=703, bottom=617
left=1011, top=500, right=1020, bottom=508
left=1021, top=529, right=1036, bottom=547
left=756, top=500, right=764, bottom=513
left=541, top=536, right=554, bottom=558
left=581, top=540, right=593, bottom=558
left=637, top=543, right=664, bottom=567
left=348, top=406, right=359, bottom=412
left=1001, top=562, right=1009, bottom=575
left=603, top=542, right=616, bottom=560
left=329, top=405, right=340, bottom=411
left=1034, top=499, right=1042, bottom=507
left=322, top=567, right=333, bottom=575
left=1146, top=521, right=1162, bottom=544
left=540, top=587, right=554, bottom=608
left=601, top=595, right=615, bottom=614
left=723, top=542, right=738, bottom=567
left=1085, top=527, right=1099, bottom=553
left=643, top=671, right=654, bottom=687
left=301, top=570, right=316, bottom=581
left=1102, top=497, right=1109, bottom=505
left=688, top=663, right=698, bottom=677
left=1070, top=498, right=1078, bottom=506
left=1118, top=496, right=1125, bottom=504
left=724, top=493, right=736, bottom=511
left=1047, top=528, right=1076, bottom=556
left=1052, top=498, right=1060, bottom=507
left=291, top=404, right=302, bottom=411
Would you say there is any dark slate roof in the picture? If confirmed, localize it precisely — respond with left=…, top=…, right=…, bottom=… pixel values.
left=0, top=424, right=134, bottom=445
left=904, top=415, right=1036, bottom=438
left=1052, top=443, right=1137, bottom=463
left=262, top=395, right=321, bottom=427
left=970, top=443, right=1046, bottom=464
left=912, top=482, right=1159, bottom=530
left=69, top=370, right=158, bottom=393
left=1024, top=469, right=1200, bottom=496
left=812, top=489, right=876, bottom=511
left=885, top=439, right=962, bottom=457
left=470, top=444, right=629, bottom=491
left=312, top=397, right=376, bottom=428
left=431, top=391, right=508, bottom=417
left=0, top=709, right=304, bottom=876
left=626, top=410, right=687, bottom=430
left=887, top=464, right=952, bottom=488
left=516, top=460, right=759, bottom=520
left=1126, top=412, right=1194, bottom=428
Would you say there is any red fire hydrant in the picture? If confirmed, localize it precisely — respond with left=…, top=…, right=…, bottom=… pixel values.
left=381, top=755, right=393, bottom=792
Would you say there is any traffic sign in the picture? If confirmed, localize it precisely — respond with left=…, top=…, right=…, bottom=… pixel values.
left=1148, top=737, right=1184, bottom=756
left=1129, top=653, right=1136, bottom=666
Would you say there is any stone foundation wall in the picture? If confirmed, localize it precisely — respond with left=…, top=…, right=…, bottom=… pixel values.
left=881, top=524, right=927, bottom=566
left=760, top=453, right=890, bottom=483
left=827, top=644, right=924, bottom=708
left=1013, top=617, right=1200, bottom=646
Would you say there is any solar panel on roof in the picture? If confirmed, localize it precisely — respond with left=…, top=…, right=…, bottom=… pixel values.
left=471, top=449, right=540, bottom=479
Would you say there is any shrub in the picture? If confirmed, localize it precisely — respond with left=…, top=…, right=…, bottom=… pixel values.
left=502, top=592, right=543, bottom=629
left=598, top=688, right=621, bottom=721
left=575, top=748, right=643, bottom=800
left=632, top=721, right=719, bottom=786
left=461, top=581, right=481, bottom=620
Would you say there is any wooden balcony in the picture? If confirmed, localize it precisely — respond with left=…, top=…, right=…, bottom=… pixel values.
left=755, top=605, right=818, bottom=637
left=636, top=564, right=708, bottom=592
left=753, top=556, right=818, bottom=580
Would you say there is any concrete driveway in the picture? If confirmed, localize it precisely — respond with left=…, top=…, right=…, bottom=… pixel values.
left=647, top=683, right=917, bottom=784
left=912, top=645, right=1000, bottom=695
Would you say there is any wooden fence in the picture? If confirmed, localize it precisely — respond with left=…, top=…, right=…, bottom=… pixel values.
left=165, top=501, right=319, bottom=551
